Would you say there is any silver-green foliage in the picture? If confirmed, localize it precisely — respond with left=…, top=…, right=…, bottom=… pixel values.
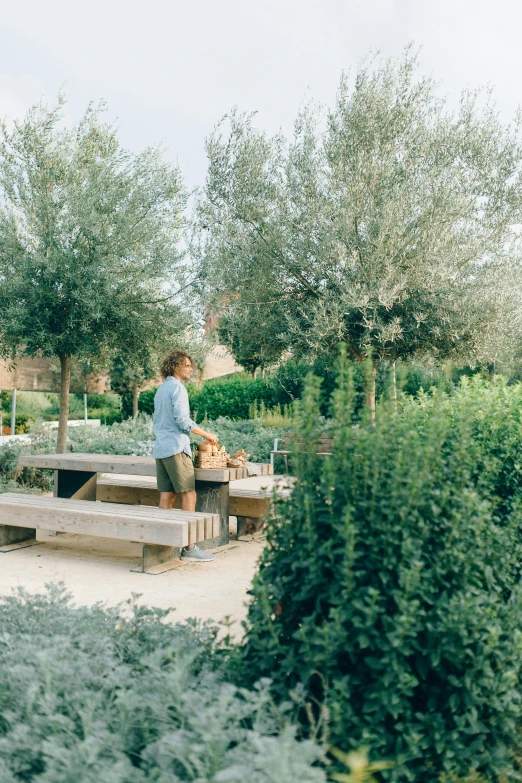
left=0, top=94, right=189, bottom=360
left=197, top=50, right=522, bottom=370
left=0, top=586, right=325, bottom=782
left=0, top=415, right=286, bottom=491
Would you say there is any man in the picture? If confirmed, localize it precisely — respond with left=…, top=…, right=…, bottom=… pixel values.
left=152, top=349, right=218, bottom=562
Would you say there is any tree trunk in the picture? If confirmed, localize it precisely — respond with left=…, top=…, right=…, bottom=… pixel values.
left=132, top=383, right=140, bottom=419
left=391, top=361, right=398, bottom=413
left=365, top=363, right=377, bottom=426
left=57, top=355, right=71, bottom=453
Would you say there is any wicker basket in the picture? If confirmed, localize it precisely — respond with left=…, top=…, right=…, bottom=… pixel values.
left=196, top=452, right=228, bottom=469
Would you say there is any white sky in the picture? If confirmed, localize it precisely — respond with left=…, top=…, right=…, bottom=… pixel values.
left=1, top=0, right=521, bottom=190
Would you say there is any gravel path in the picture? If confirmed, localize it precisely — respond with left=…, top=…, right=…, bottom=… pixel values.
left=0, top=521, right=264, bottom=637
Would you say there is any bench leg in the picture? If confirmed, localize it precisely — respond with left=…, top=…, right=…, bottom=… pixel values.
left=195, top=480, right=229, bottom=550
left=0, top=525, right=40, bottom=553
left=132, top=544, right=182, bottom=575
left=236, top=516, right=265, bottom=539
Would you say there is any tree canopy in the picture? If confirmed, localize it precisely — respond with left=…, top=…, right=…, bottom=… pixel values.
left=196, top=51, right=522, bottom=415
left=0, top=97, right=190, bottom=450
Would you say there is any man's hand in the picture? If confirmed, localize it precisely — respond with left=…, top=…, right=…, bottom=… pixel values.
left=192, top=425, right=219, bottom=444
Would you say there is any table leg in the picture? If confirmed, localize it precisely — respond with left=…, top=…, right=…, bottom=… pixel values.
left=195, top=480, right=229, bottom=549
left=54, top=469, right=97, bottom=500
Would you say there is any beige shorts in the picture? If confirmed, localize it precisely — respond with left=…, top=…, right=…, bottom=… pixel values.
left=156, top=453, right=196, bottom=494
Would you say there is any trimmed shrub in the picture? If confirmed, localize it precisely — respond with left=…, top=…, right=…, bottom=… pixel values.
left=0, top=586, right=326, bottom=783
left=188, top=375, right=277, bottom=421
left=134, top=375, right=277, bottom=422
left=242, top=369, right=522, bottom=781
left=134, top=361, right=454, bottom=423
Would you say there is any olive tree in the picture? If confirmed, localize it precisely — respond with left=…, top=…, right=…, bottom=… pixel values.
left=0, top=97, right=189, bottom=450
left=109, top=327, right=209, bottom=418
left=196, top=52, right=522, bottom=420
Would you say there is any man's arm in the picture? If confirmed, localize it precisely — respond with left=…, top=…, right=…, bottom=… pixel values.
left=192, top=425, right=218, bottom=444
left=170, top=384, right=218, bottom=444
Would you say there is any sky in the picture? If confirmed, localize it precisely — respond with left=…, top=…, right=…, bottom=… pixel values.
left=0, top=0, right=521, bottom=191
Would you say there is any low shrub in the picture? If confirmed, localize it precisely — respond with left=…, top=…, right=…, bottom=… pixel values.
left=0, top=586, right=326, bottom=782
left=269, top=358, right=451, bottom=417
left=242, top=368, right=522, bottom=782
left=133, top=360, right=455, bottom=424
left=0, top=415, right=286, bottom=492
left=207, top=417, right=286, bottom=463
left=1, top=414, right=36, bottom=434
left=0, top=441, right=54, bottom=493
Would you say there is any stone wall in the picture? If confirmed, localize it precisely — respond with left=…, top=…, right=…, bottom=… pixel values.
left=0, top=357, right=109, bottom=393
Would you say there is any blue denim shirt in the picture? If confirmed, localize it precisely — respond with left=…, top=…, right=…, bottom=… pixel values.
left=152, top=376, right=196, bottom=459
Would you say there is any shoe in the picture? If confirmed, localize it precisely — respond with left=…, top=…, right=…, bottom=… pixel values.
left=180, top=545, right=216, bottom=562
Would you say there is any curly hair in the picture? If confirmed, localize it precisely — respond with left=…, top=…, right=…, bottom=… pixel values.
left=160, top=349, right=194, bottom=379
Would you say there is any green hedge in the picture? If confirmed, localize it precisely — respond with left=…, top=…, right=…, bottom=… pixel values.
left=242, top=372, right=522, bottom=782
left=135, top=376, right=277, bottom=421
left=189, top=376, right=277, bottom=420
left=132, top=362, right=452, bottom=423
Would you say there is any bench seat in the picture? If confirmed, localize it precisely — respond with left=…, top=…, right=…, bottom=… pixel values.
left=229, top=475, right=293, bottom=521
left=96, top=465, right=274, bottom=507
left=0, top=493, right=219, bottom=574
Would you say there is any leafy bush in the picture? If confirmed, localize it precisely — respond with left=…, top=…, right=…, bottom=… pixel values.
left=1, top=414, right=36, bottom=434
left=136, top=377, right=280, bottom=422
left=0, top=439, right=54, bottom=493
left=207, top=417, right=286, bottom=463
left=242, top=369, right=522, bottom=782
left=413, top=377, right=522, bottom=523
left=189, top=376, right=278, bottom=421
left=133, top=360, right=456, bottom=425
left=0, top=586, right=326, bottom=782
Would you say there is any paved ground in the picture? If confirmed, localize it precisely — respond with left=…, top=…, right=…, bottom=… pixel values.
left=0, top=520, right=264, bottom=637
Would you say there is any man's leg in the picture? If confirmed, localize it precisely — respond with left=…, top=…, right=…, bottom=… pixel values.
left=180, top=490, right=197, bottom=512
left=161, top=454, right=214, bottom=561
left=159, top=492, right=176, bottom=509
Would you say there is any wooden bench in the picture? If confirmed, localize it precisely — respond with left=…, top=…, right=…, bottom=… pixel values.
left=270, top=433, right=333, bottom=470
left=96, top=462, right=273, bottom=505
left=230, top=475, right=294, bottom=538
left=0, top=493, right=219, bottom=574
left=97, top=473, right=293, bottom=539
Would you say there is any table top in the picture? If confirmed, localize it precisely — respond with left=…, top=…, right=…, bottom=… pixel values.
left=17, top=453, right=230, bottom=483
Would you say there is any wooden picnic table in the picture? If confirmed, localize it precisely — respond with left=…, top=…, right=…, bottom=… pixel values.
left=17, top=453, right=231, bottom=548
